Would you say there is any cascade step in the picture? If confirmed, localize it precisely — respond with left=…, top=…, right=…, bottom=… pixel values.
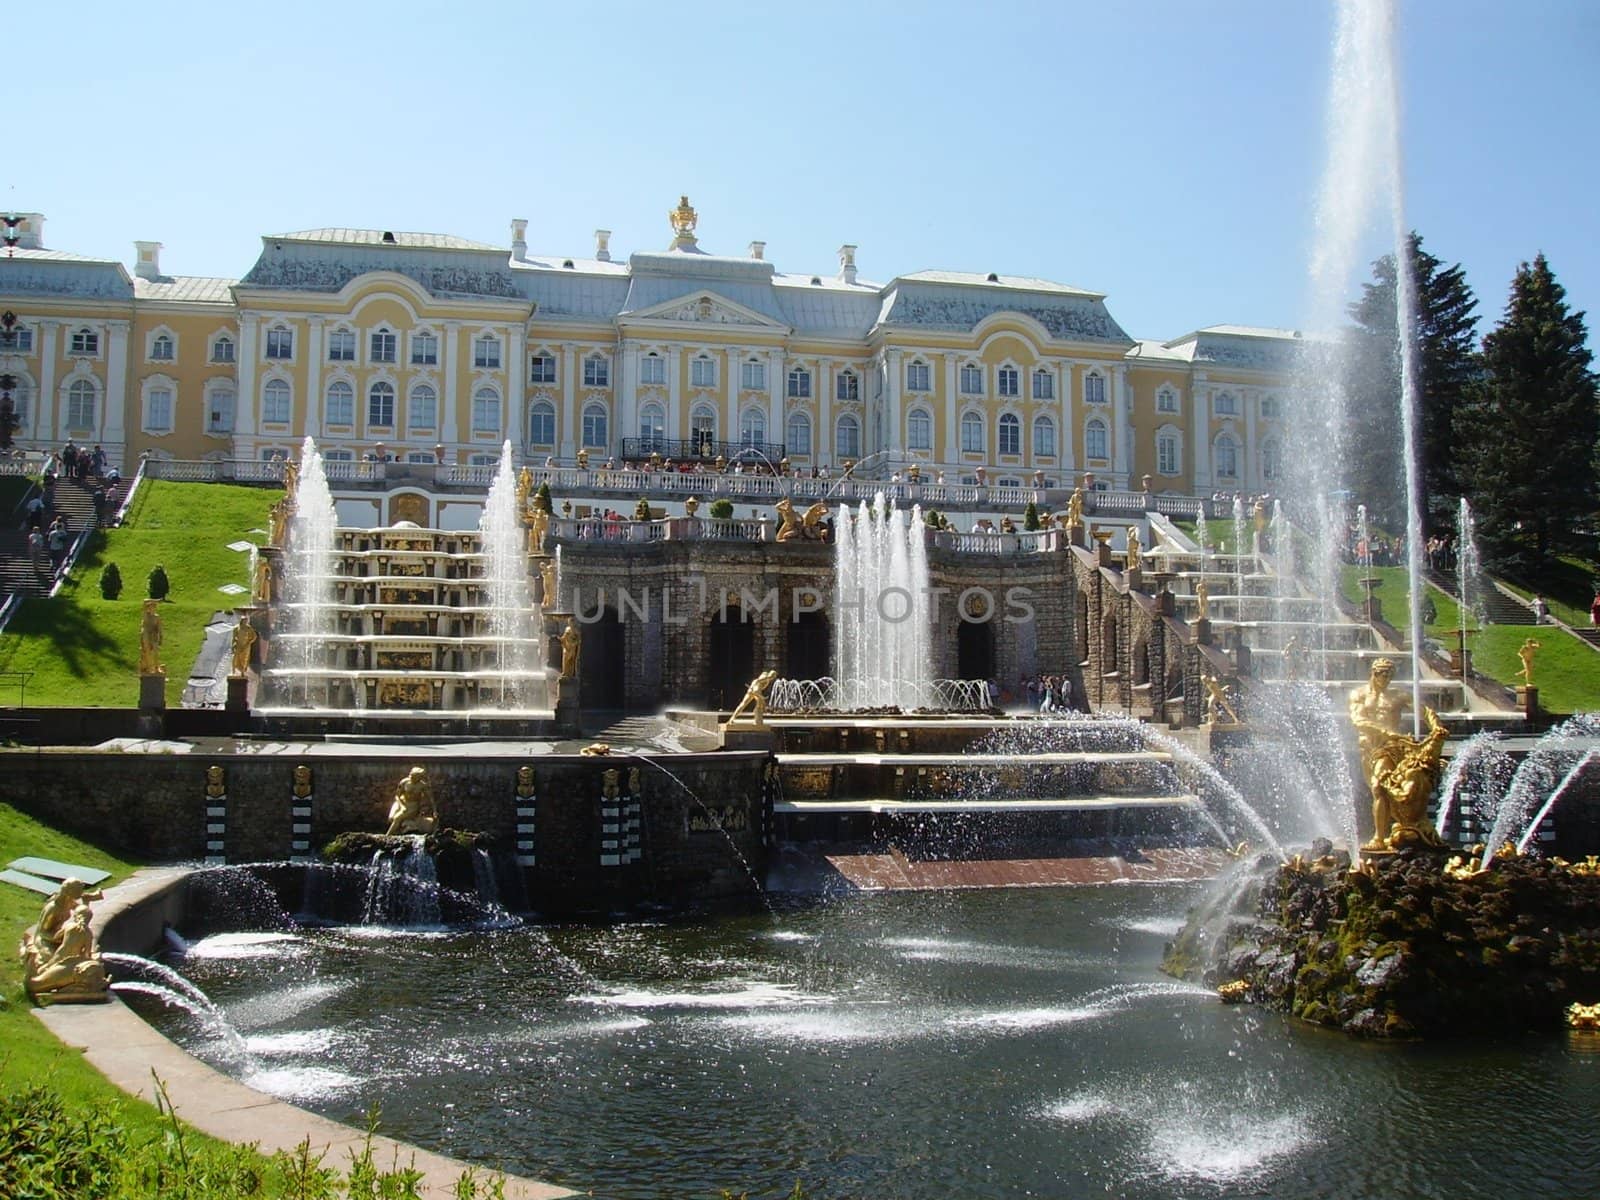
left=774, top=794, right=1200, bottom=814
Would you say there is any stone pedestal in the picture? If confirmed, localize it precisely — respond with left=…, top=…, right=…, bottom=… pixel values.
left=722, top=723, right=778, bottom=751
left=1517, top=685, right=1539, bottom=720
left=1192, top=617, right=1213, bottom=646
left=138, top=673, right=166, bottom=711
left=1125, top=566, right=1143, bottom=592
left=552, top=676, right=581, bottom=735
left=226, top=675, right=250, bottom=712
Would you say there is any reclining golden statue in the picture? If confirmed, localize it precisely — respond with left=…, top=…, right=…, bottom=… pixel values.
left=385, top=766, right=438, bottom=836
left=19, top=878, right=110, bottom=1003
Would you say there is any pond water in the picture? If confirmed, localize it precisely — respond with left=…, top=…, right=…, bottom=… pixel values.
left=134, top=883, right=1596, bottom=1199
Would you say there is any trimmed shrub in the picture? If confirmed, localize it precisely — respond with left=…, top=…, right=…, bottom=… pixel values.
left=147, top=564, right=170, bottom=600
left=99, top=562, right=123, bottom=600
left=709, top=498, right=735, bottom=520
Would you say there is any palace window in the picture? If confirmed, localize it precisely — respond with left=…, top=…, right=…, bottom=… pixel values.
left=835, top=414, right=860, bottom=460
left=371, top=328, right=397, bottom=364
left=321, top=449, right=354, bottom=462
left=787, top=412, right=812, bottom=456
left=1032, top=369, right=1054, bottom=400
left=1215, top=433, right=1239, bottom=477
left=741, top=359, right=765, bottom=391
left=581, top=403, right=608, bottom=448
left=406, top=452, right=435, bottom=464
left=640, top=352, right=666, bottom=385
left=0, top=324, right=32, bottom=353
left=786, top=367, right=811, bottom=399
left=1157, top=430, right=1180, bottom=475
left=408, top=384, right=437, bottom=429
left=211, top=335, right=235, bottom=363
left=66, top=379, right=96, bottom=428
left=1033, top=415, right=1056, bottom=458
left=207, top=386, right=235, bottom=434
left=530, top=354, right=557, bottom=384
left=837, top=369, right=859, bottom=401
left=692, top=355, right=717, bottom=388
left=265, top=326, right=293, bottom=360
left=1086, top=418, right=1108, bottom=460
left=998, top=413, right=1021, bottom=456
left=740, top=408, right=766, bottom=448
left=1084, top=371, right=1106, bottom=404
left=1215, top=391, right=1238, bottom=415
left=324, top=381, right=354, bottom=426
left=262, top=379, right=291, bottom=424
left=583, top=354, right=609, bottom=387
left=472, top=386, right=500, bottom=433
left=907, top=407, right=932, bottom=451
left=1262, top=437, right=1281, bottom=480
left=368, top=381, right=396, bottom=428
left=143, top=387, right=174, bottom=433
left=327, top=329, right=356, bottom=362
left=70, top=327, right=99, bottom=356
left=1157, top=387, right=1179, bottom=413
left=150, top=333, right=174, bottom=361
left=905, top=361, right=930, bottom=392
left=691, top=405, right=717, bottom=454
left=959, top=362, right=983, bottom=395
left=960, top=410, right=984, bottom=454
left=7, top=377, right=30, bottom=423
left=997, top=366, right=1019, bottom=398
left=411, top=331, right=438, bottom=365
left=1260, top=395, right=1281, bottom=419
left=473, top=335, right=501, bottom=370
left=530, top=400, right=557, bottom=446
left=639, top=403, right=665, bottom=443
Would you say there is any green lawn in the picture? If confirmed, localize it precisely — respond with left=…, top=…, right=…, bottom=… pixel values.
left=0, top=481, right=279, bottom=707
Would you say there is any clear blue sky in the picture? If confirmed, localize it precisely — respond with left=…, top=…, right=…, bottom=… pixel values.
left=10, top=0, right=1597, bottom=345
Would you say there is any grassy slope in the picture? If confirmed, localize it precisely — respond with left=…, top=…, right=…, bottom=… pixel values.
left=0, top=481, right=279, bottom=707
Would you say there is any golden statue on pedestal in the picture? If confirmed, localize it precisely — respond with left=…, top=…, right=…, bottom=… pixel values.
left=1064, top=487, right=1084, bottom=532
left=1194, top=579, right=1210, bottom=621
left=1362, top=707, right=1450, bottom=852
left=139, top=599, right=164, bottom=676
left=1203, top=673, right=1242, bottom=727
left=1518, top=637, right=1541, bottom=688
left=230, top=616, right=258, bottom=677
left=1125, top=527, right=1142, bottom=572
left=540, top=558, right=558, bottom=609
left=20, top=878, right=110, bottom=1004
left=385, top=766, right=438, bottom=836
left=560, top=618, right=581, bottom=680
left=728, top=669, right=780, bottom=725
left=254, top=555, right=272, bottom=602
left=775, top=497, right=828, bottom=542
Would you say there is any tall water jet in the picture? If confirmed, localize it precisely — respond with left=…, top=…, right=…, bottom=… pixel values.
left=279, top=437, right=338, bottom=706
left=478, top=441, right=540, bottom=708
left=833, top=494, right=933, bottom=709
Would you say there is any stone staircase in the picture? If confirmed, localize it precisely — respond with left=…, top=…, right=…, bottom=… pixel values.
left=0, top=475, right=130, bottom=602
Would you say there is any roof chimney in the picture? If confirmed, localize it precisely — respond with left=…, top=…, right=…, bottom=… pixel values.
left=837, top=244, right=858, bottom=285
left=510, top=218, right=528, bottom=262
left=7, top=213, right=45, bottom=251
left=748, top=240, right=765, bottom=261
left=134, top=240, right=163, bottom=280
left=594, top=229, right=612, bottom=262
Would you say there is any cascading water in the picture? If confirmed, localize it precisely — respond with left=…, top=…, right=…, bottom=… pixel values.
left=278, top=436, right=339, bottom=706
left=478, top=440, right=541, bottom=708
left=1456, top=496, right=1483, bottom=635
left=833, top=494, right=933, bottom=710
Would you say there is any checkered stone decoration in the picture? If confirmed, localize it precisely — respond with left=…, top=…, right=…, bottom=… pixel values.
left=514, top=766, right=537, bottom=867
left=202, top=764, right=227, bottom=866
left=599, top=766, right=643, bottom=868
left=290, top=764, right=314, bottom=862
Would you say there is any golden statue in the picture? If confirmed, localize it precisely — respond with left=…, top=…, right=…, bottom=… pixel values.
left=727, top=668, right=779, bottom=725
left=1349, top=658, right=1411, bottom=840
left=576, top=448, right=590, bottom=470
left=539, top=558, right=558, bottom=609
left=775, top=497, right=829, bottom=542
left=254, top=555, right=272, bottom=602
left=628, top=767, right=641, bottom=796
left=669, top=194, right=698, bottom=239
left=1064, top=487, right=1084, bottom=532
left=1203, top=673, right=1242, bottom=726
left=1518, top=637, right=1540, bottom=688
left=1362, top=706, right=1449, bottom=852
left=1281, top=634, right=1303, bottom=681
left=1568, top=1002, right=1600, bottom=1031
left=1125, top=527, right=1142, bottom=572
left=515, top=466, right=534, bottom=513
left=528, top=507, right=549, bottom=555
left=602, top=768, right=621, bottom=801
left=1218, top=979, right=1250, bottom=1003
left=138, top=599, right=164, bottom=676
left=20, top=879, right=109, bottom=1004
left=230, top=616, right=258, bottom=677
left=268, top=497, right=292, bottom=547
left=580, top=742, right=611, bottom=757
left=516, top=765, right=536, bottom=797
left=292, top=764, right=313, bottom=798
left=1194, top=579, right=1210, bottom=621
left=1252, top=498, right=1267, bottom=535
left=385, top=766, right=438, bottom=836
left=205, top=765, right=226, bottom=798
left=560, top=618, right=581, bottom=680
left=283, top=458, right=298, bottom=499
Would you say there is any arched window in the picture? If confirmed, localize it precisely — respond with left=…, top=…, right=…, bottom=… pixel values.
left=1157, top=387, right=1179, bottom=413
left=69, top=328, right=99, bottom=356
left=786, top=367, right=811, bottom=399
left=998, top=412, right=1021, bottom=456
left=1215, top=391, right=1238, bottom=415
left=1033, top=415, right=1056, bottom=458
left=1084, top=371, right=1106, bottom=404
left=691, top=354, right=717, bottom=388
left=639, top=402, right=665, bottom=444
left=66, top=379, right=97, bottom=429
left=371, top=327, right=397, bottom=364
left=1215, top=432, right=1239, bottom=478
left=690, top=404, right=716, bottom=456
left=1260, top=395, right=1281, bottom=419
left=905, top=361, right=930, bottom=393
left=324, top=380, right=354, bottom=426
left=959, top=362, right=983, bottom=395
left=786, top=412, right=812, bottom=456
left=740, top=408, right=766, bottom=448
left=411, top=330, right=438, bottom=365
left=530, top=400, right=557, bottom=446
left=960, top=410, right=984, bottom=453
left=262, top=379, right=291, bottom=424
left=835, top=414, right=860, bottom=460
left=367, top=381, right=395, bottom=428
left=582, top=403, right=608, bottom=448
left=837, top=369, right=859, bottom=401
left=150, top=333, right=174, bottom=361
left=1086, top=418, right=1108, bottom=460
left=327, top=328, right=356, bottom=362
left=210, top=334, right=235, bottom=364
left=583, top=354, right=609, bottom=388
left=142, top=384, right=174, bottom=433
left=207, top=386, right=236, bottom=434
left=472, top=334, right=501, bottom=369
left=1032, top=369, right=1054, bottom=400
left=7, top=374, right=32, bottom=424
left=740, top=358, right=766, bottom=391
left=409, top=384, right=437, bottom=429
left=1261, top=437, right=1281, bottom=481
left=472, top=386, right=501, bottom=433
left=907, top=407, right=932, bottom=451
left=997, top=366, right=1019, bottom=397
left=1157, top=428, right=1181, bottom=476
left=265, top=325, right=293, bottom=360
left=640, top=352, right=666, bottom=386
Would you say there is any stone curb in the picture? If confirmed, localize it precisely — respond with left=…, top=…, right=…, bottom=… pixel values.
left=32, top=867, right=576, bottom=1200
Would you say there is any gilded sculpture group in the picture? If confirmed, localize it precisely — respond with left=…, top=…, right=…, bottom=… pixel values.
left=1348, top=657, right=1450, bottom=852
left=19, top=878, right=110, bottom=1003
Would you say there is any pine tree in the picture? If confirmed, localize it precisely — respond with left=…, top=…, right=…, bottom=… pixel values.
left=1455, top=254, right=1597, bottom=571
left=1345, top=232, right=1479, bottom=527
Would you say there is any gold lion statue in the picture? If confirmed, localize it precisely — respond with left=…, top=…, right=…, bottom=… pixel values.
left=775, top=498, right=829, bottom=543
left=385, top=766, right=438, bottom=836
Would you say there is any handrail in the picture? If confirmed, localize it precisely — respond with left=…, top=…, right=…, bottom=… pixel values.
left=0, top=592, right=21, bottom=636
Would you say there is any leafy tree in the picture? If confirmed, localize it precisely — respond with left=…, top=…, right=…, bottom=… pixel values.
left=1023, top=501, right=1040, bottom=531
left=533, top=481, right=553, bottom=513
left=99, top=562, right=122, bottom=600
left=1345, top=232, right=1479, bottom=527
left=147, top=564, right=170, bottom=600
left=1455, top=253, right=1597, bottom=571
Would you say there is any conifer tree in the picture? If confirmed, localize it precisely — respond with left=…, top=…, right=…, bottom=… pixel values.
left=1455, top=254, right=1597, bottom=570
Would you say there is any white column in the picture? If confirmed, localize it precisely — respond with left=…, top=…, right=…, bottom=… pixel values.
left=722, top=346, right=738, bottom=450
left=666, top=345, right=682, bottom=445
left=884, top=349, right=902, bottom=456
left=818, top=359, right=832, bottom=465
left=1058, top=358, right=1075, bottom=473
left=560, top=346, right=576, bottom=459
left=767, top=348, right=784, bottom=459
left=36, top=321, right=57, bottom=444
left=1111, top=363, right=1130, bottom=483
left=235, top=316, right=259, bottom=446
left=102, top=320, right=129, bottom=451
left=943, top=354, right=958, bottom=464
left=304, top=318, right=324, bottom=440
left=507, top=326, right=525, bottom=452
left=440, top=321, right=460, bottom=447
left=1193, top=382, right=1212, bottom=489
left=1244, top=391, right=1258, bottom=489
left=616, top=337, right=636, bottom=459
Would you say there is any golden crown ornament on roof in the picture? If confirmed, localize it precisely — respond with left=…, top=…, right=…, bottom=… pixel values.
left=670, top=195, right=698, bottom=240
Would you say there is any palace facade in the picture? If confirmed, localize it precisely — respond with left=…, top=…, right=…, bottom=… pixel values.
left=0, top=202, right=1297, bottom=493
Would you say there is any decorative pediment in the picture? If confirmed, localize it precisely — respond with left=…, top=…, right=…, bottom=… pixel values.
left=624, top=290, right=788, bottom=331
